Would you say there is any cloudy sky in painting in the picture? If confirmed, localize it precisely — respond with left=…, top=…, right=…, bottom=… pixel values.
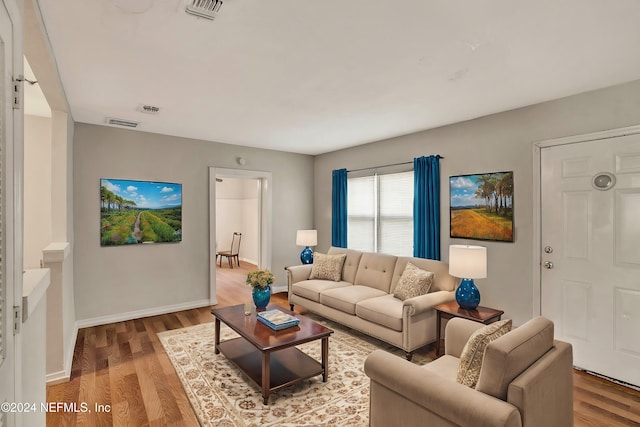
left=449, top=175, right=485, bottom=208
left=101, top=179, right=182, bottom=208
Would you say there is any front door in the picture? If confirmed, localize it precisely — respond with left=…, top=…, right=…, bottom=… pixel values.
left=0, top=1, right=17, bottom=425
left=541, top=133, right=640, bottom=387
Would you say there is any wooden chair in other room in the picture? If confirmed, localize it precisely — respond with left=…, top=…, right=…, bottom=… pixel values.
left=216, top=232, right=242, bottom=268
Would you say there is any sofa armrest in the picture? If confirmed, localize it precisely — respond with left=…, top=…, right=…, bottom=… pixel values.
left=285, top=263, right=313, bottom=297
left=444, top=318, right=486, bottom=358
left=285, top=264, right=312, bottom=284
left=403, top=290, right=455, bottom=316
left=364, top=350, right=521, bottom=427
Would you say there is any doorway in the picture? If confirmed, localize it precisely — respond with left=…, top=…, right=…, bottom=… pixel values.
left=208, top=167, right=272, bottom=305
left=535, top=125, right=640, bottom=387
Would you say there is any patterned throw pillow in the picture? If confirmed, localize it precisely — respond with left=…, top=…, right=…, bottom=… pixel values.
left=393, top=262, right=434, bottom=301
left=309, top=252, right=347, bottom=282
left=456, top=319, right=513, bottom=388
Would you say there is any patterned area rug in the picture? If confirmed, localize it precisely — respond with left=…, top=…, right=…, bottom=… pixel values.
left=158, top=315, right=432, bottom=427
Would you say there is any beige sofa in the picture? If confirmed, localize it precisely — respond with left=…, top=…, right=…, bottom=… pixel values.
left=286, top=247, right=457, bottom=359
left=364, top=316, right=574, bottom=427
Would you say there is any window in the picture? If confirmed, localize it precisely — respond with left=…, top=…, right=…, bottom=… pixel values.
left=347, top=170, right=414, bottom=256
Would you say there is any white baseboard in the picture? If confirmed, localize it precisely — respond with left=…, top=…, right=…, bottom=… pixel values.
left=271, top=283, right=288, bottom=294
left=46, top=370, right=69, bottom=384
left=75, top=299, right=212, bottom=329
left=46, top=321, right=79, bottom=384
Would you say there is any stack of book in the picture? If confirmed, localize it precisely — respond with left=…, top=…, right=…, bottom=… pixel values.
left=257, top=309, right=300, bottom=330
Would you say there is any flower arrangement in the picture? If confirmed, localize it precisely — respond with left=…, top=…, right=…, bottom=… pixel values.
left=246, top=269, right=275, bottom=289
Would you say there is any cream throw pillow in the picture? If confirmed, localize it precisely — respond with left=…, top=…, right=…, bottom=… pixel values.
left=309, top=252, right=347, bottom=282
left=456, top=319, right=513, bottom=388
left=393, top=262, right=434, bottom=301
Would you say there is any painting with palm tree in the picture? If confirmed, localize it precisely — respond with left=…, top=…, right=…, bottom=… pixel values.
left=100, top=178, right=182, bottom=246
left=450, top=171, right=514, bottom=242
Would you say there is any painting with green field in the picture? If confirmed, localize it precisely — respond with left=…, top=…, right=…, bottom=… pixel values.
left=450, top=171, right=513, bottom=242
left=100, top=178, right=182, bottom=246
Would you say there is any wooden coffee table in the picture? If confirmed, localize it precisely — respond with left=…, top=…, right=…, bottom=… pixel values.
left=211, top=304, right=333, bottom=404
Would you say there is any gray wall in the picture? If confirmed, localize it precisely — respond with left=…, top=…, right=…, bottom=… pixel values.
left=314, top=79, right=640, bottom=326
left=74, top=123, right=314, bottom=321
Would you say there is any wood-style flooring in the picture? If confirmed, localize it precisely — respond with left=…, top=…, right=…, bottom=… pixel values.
left=47, top=263, right=640, bottom=426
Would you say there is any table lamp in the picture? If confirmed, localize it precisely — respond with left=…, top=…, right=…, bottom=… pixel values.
left=449, top=245, right=487, bottom=310
left=296, top=230, right=317, bottom=264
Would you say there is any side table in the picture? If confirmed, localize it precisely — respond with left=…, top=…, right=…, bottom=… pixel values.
left=434, top=301, right=504, bottom=357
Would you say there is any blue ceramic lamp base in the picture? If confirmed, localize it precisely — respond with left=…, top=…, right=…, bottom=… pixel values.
left=300, top=246, right=314, bottom=264
left=456, top=278, right=480, bottom=310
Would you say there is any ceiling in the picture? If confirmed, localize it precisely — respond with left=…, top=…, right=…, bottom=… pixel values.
left=30, top=0, right=640, bottom=155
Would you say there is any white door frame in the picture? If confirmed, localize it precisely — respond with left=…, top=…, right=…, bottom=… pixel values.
left=532, top=124, right=640, bottom=316
left=1, top=0, right=24, bottom=423
left=208, top=167, right=272, bottom=305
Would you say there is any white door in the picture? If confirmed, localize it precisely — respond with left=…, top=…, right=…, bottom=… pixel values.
left=541, top=134, right=640, bottom=387
left=0, top=1, right=17, bottom=425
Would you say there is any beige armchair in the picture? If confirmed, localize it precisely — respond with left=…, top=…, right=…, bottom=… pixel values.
left=364, top=316, right=573, bottom=427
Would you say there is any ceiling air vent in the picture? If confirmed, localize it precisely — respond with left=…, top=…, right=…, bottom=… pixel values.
left=107, top=118, right=139, bottom=128
left=139, top=104, right=160, bottom=114
left=186, top=0, right=223, bottom=20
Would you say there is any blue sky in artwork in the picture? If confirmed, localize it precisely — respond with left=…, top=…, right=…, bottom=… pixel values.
left=101, top=179, right=182, bottom=209
left=449, top=175, right=484, bottom=207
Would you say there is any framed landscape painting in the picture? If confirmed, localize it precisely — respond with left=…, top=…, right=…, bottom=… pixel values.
left=100, top=178, right=182, bottom=246
left=449, top=171, right=514, bottom=242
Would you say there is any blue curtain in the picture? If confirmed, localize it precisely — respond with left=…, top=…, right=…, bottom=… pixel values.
left=413, top=156, right=441, bottom=260
left=332, top=168, right=348, bottom=248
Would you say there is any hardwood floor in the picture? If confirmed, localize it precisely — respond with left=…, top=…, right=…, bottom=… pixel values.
left=47, top=263, right=640, bottom=426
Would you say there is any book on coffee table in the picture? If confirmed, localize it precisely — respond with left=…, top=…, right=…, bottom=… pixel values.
left=257, top=309, right=300, bottom=330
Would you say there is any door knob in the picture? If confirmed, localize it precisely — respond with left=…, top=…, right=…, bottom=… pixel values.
left=543, top=261, right=554, bottom=269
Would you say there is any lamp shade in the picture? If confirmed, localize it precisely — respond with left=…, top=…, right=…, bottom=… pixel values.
left=296, top=230, right=317, bottom=247
left=449, top=245, right=487, bottom=279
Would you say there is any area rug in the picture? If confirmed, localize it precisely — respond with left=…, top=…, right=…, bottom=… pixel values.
left=158, top=316, right=431, bottom=427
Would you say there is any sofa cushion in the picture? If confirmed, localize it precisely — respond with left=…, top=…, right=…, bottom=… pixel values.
left=356, top=295, right=403, bottom=331
left=320, top=286, right=387, bottom=315
left=309, top=252, right=347, bottom=281
left=327, top=247, right=363, bottom=284
left=353, top=252, right=398, bottom=293
left=391, top=257, right=458, bottom=293
left=291, top=280, right=351, bottom=303
left=476, top=316, right=555, bottom=400
left=393, top=262, right=434, bottom=301
left=422, top=354, right=460, bottom=380
left=456, top=319, right=513, bottom=388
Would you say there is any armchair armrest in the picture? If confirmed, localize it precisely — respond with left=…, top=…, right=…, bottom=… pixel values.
left=403, top=290, right=455, bottom=316
left=364, top=350, right=521, bottom=427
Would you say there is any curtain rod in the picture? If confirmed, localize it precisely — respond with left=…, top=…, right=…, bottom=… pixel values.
left=347, top=156, right=443, bottom=173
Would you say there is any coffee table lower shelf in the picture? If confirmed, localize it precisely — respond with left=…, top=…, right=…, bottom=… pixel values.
left=216, top=337, right=325, bottom=404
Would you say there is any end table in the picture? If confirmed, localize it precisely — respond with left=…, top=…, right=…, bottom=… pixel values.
left=434, top=301, right=504, bottom=357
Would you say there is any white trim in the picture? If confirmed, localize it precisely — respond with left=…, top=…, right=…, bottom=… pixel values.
left=75, top=299, right=211, bottom=329
left=45, top=370, right=68, bottom=384
left=536, top=124, right=640, bottom=148
left=22, top=268, right=50, bottom=321
left=42, top=242, right=70, bottom=263
left=209, top=167, right=273, bottom=306
left=532, top=124, right=640, bottom=317
left=532, top=143, right=542, bottom=317
left=45, top=322, right=78, bottom=384
left=208, top=169, right=218, bottom=306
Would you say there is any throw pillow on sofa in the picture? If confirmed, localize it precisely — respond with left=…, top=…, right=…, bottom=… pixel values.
left=393, top=262, right=434, bottom=301
left=309, top=252, right=347, bottom=282
left=456, top=319, right=512, bottom=388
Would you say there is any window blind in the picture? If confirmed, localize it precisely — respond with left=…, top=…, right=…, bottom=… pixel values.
left=348, top=170, right=413, bottom=256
